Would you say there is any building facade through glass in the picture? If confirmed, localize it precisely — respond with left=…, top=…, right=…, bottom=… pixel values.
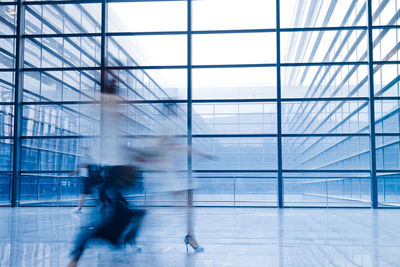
left=0, top=0, right=400, bottom=207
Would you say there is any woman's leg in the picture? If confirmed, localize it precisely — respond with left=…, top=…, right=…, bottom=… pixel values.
left=77, top=194, right=86, bottom=210
left=186, top=189, right=193, bottom=236
left=184, top=189, right=203, bottom=251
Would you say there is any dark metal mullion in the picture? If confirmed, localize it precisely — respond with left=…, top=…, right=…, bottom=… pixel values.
left=100, top=0, right=107, bottom=159
left=187, top=0, right=193, bottom=208
left=22, top=99, right=188, bottom=105
left=193, top=169, right=371, bottom=173
left=23, top=67, right=100, bottom=72
left=194, top=97, right=369, bottom=102
left=107, top=31, right=187, bottom=36
left=276, top=0, right=283, bottom=208
left=23, top=26, right=394, bottom=38
left=11, top=0, right=24, bottom=207
left=24, top=33, right=101, bottom=38
left=281, top=26, right=367, bottom=32
left=25, top=0, right=187, bottom=4
left=376, top=133, right=400, bottom=136
left=0, top=35, right=16, bottom=38
left=373, top=25, right=400, bottom=30
left=0, top=2, right=17, bottom=5
left=22, top=62, right=376, bottom=72
left=367, top=0, right=378, bottom=208
left=18, top=133, right=370, bottom=138
left=24, top=0, right=101, bottom=5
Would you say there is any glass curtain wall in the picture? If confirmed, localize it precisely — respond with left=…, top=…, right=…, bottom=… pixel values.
left=0, top=0, right=399, bottom=207
left=0, top=3, right=16, bottom=205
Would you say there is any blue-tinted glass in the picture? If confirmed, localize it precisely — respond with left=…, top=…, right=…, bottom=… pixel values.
left=284, top=172, right=370, bottom=207
left=0, top=139, right=12, bottom=171
left=193, top=102, right=277, bottom=135
left=22, top=104, right=100, bottom=137
left=283, top=136, right=370, bottom=170
left=193, top=137, right=277, bottom=170
left=24, top=4, right=100, bottom=34
left=282, top=101, right=369, bottom=134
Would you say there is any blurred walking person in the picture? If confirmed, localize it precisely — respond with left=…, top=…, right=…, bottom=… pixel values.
left=141, top=102, right=213, bottom=252
left=67, top=78, right=146, bottom=267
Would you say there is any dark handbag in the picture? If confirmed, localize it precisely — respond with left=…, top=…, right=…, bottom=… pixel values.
left=87, top=164, right=104, bottom=186
left=109, top=165, right=142, bottom=189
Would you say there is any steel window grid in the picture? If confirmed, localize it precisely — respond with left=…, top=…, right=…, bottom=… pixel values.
left=2, top=0, right=400, bottom=207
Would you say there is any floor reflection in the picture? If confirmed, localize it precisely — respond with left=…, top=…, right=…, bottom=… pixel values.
left=0, top=207, right=399, bottom=266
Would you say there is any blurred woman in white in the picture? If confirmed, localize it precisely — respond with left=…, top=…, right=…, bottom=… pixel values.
left=141, top=102, right=213, bottom=252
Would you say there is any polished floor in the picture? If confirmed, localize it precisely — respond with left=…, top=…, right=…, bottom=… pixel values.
left=0, top=207, right=399, bottom=267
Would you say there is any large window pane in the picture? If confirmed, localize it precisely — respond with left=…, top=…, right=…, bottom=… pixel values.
left=0, top=139, right=12, bottom=171
left=280, top=0, right=366, bottom=28
left=24, top=3, right=100, bottom=34
left=0, top=5, right=17, bottom=35
left=235, top=176, right=277, bottom=206
left=282, top=101, right=369, bottom=134
left=21, top=138, right=99, bottom=172
left=193, top=137, right=277, bottom=170
left=193, top=102, right=277, bottom=135
left=193, top=67, right=276, bottom=100
left=0, top=174, right=10, bottom=206
left=193, top=172, right=277, bottom=207
left=0, top=72, right=14, bottom=102
left=109, top=69, right=187, bottom=100
left=23, top=70, right=100, bottom=102
left=376, top=136, right=400, bottom=170
left=281, top=30, right=367, bottom=63
left=374, top=64, right=400, bottom=97
left=24, top=37, right=101, bottom=68
left=0, top=105, right=13, bottom=137
left=108, top=1, right=186, bottom=32
left=0, top=38, right=15, bottom=69
left=282, top=136, right=370, bottom=170
left=20, top=174, right=90, bottom=206
left=373, top=29, right=400, bottom=62
left=284, top=172, right=370, bottom=207
left=193, top=0, right=275, bottom=30
left=120, top=103, right=187, bottom=136
left=22, top=104, right=100, bottom=137
left=372, top=0, right=400, bottom=26
left=375, top=100, right=400, bottom=133
left=193, top=33, right=276, bottom=65
left=378, top=173, right=400, bottom=207
left=108, top=35, right=186, bottom=66
left=282, top=65, right=369, bottom=98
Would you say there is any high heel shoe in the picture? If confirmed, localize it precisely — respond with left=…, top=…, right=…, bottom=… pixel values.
left=184, top=234, right=204, bottom=252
